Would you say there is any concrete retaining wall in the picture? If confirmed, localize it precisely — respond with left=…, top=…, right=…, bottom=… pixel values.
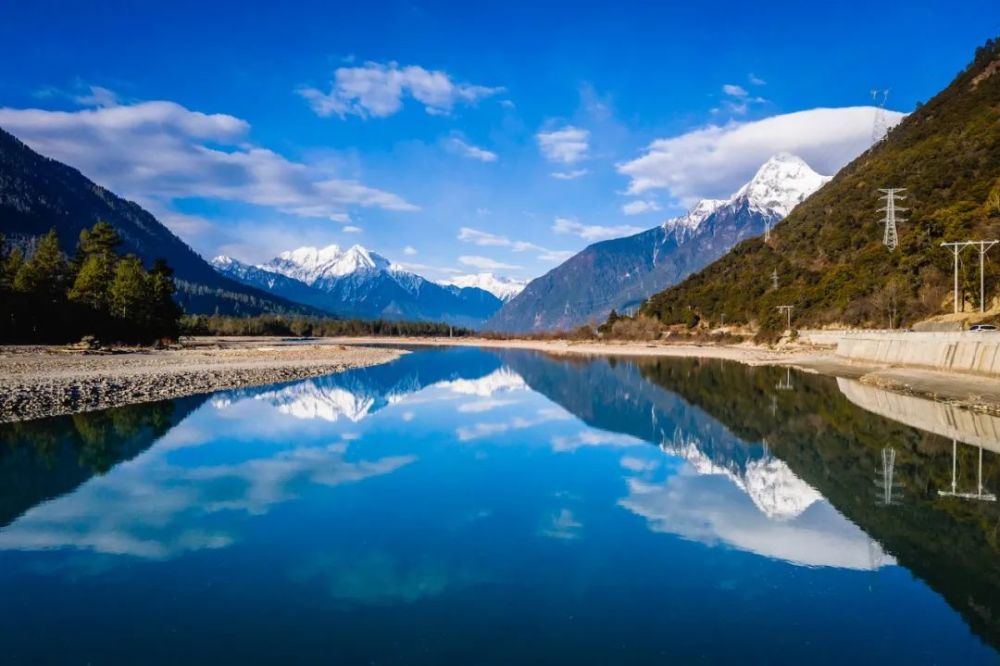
left=837, top=378, right=1000, bottom=452
left=835, top=331, right=1000, bottom=378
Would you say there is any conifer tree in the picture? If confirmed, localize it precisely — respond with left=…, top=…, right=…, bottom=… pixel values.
left=13, top=229, right=66, bottom=302
left=109, top=255, right=150, bottom=323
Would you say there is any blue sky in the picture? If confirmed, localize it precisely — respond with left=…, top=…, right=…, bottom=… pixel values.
left=0, top=1, right=997, bottom=281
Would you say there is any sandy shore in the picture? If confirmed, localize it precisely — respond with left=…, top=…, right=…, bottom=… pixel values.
left=0, top=339, right=403, bottom=423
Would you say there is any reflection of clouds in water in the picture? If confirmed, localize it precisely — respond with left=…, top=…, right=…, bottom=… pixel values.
left=550, top=430, right=646, bottom=453
left=0, top=441, right=415, bottom=560
left=456, top=408, right=572, bottom=442
left=457, top=398, right=519, bottom=414
left=620, top=455, right=659, bottom=473
left=619, top=473, right=894, bottom=570
left=539, top=508, right=583, bottom=540
left=290, top=550, right=482, bottom=605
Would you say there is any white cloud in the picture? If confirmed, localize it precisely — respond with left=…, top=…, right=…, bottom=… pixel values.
left=459, top=255, right=522, bottom=271
left=551, top=169, right=589, bottom=180
left=723, top=84, right=748, bottom=98
left=75, top=85, right=119, bottom=108
left=342, top=225, right=363, bottom=233
left=621, top=200, right=660, bottom=216
left=447, top=136, right=498, bottom=162
left=536, top=125, right=590, bottom=164
left=617, top=106, right=905, bottom=202
left=552, top=217, right=643, bottom=242
left=298, top=61, right=503, bottom=119
left=457, top=226, right=573, bottom=263
left=0, top=99, right=418, bottom=225
left=403, top=245, right=418, bottom=256
left=749, top=73, right=767, bottom=86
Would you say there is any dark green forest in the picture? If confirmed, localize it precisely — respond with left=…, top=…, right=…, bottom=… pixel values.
left=179, top=313, right=474, bottom=338
left=638, top=37, right=1000, bottom=334
left=1, top=222, right=181, bottom=343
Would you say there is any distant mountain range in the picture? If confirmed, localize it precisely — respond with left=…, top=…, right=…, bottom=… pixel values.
left=0, top=127, right=316, bottom=316
left=487, top=153, right=829, bottom=332
left=212, top=244, right=504, bottom=327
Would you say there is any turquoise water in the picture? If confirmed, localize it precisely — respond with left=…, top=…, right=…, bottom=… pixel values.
left=1, top=347, right=999, bottom=664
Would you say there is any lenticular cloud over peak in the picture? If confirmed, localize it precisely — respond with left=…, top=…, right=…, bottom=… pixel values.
left=617, top=106, right=905, bottom=204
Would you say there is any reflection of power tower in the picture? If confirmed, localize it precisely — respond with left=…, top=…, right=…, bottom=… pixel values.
left=775, top=367, right=793, bottom=391
left=871, top=89, right=890, bottom=144
left=938, top=439, right=997, bottom=502
left=877, top=188, right=906, bottom=251
left=770, top=393, right=778, bottom=416
left=874, top=448, right=903, bottom=506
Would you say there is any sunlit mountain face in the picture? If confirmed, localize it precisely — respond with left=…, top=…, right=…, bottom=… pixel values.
left=1, top=348, right=998, bottom=664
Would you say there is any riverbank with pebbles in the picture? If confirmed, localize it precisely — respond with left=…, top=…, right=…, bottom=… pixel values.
left=0, top=338, right=404, bottom=423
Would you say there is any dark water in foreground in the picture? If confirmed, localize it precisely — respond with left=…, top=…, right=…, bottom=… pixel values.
left=1, top=347, right=999, bottom=664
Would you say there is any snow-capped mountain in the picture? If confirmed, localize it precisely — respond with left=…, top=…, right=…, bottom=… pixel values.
left=440, top=273, right=528, bottom=302
left=212, top=244, right=503, bottom=327
left=487, top=154, right=830, bottom=332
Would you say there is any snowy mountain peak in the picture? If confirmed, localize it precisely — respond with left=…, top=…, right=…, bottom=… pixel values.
left=441, top=273, right=528, bottom=302
left=267, top=243, right=391, bottom=283
left=733, top=153, right=830, bottom=218
left=211, top=255, right=235, bottom=267
left=662, top=198, right=727, bottom=238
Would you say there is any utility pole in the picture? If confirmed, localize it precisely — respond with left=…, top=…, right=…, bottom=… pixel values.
left=938, top=439, right=997, bottom=502
left=971, top=240, right=999, bottom=313
left=877, top=188, right=906, bottom=251
left=942, top=242, right=971, bottom=313
left=776, top=304, right=793, bottom=331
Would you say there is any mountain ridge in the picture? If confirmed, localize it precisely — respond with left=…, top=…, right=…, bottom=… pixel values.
left=487, top=154, right=829, bottom=332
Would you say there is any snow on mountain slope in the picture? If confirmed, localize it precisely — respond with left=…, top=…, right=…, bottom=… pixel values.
left=661, top=198, right=726, bottom=240
left=731, top=153, right=831, bottom=219
left=265, top=244, right=392, bottom=283
left=441, top=273, right=528, bottom=302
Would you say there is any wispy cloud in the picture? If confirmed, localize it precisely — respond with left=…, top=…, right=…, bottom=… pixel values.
left=552, top=217, right=643, bottom=242
left=458, top=227, right=573, bottom=263
left=342, top=225, right=362, bottom=233
left=459, top=255, right=522, bottom=271
left=536, top=125, right=590, bottom=164
left=446, top=136, right=498, bottom=162
left=551, top=168, right=589, bottom=180
left=722, top=84, right=748, bottom=98
left=748, top=73, right=766, bottom=86
left=298, top=61, right=503, bottom=119
left=621, top=200, right=660, bottom=216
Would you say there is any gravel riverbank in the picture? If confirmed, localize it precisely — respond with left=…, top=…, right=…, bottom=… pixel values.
left=0, top=339, right=404, bottom=423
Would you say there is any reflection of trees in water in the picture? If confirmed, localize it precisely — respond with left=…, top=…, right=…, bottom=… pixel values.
left=0, top=396, right=206, bottom=528
left=634, top=357, right=1000, bottom=651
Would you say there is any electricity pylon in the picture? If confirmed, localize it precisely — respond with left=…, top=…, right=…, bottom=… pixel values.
left=776, top=304, right=793, bottom=330
left=771, top=269, right=779, bottom=291
left=871, top=89, right=890, bottom=144
left=877, top=188, right=906, bottom=251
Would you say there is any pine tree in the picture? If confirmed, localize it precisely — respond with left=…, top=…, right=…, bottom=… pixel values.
left=68, top=221, right=121, bottom=312
left=149, top=258, right=181, bottom=338
left=108, top=255, right=150, bottom=323
left=13, top=229, right=66, bottom=301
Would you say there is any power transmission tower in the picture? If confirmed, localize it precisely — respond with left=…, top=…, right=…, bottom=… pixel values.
left=775, top=367, right=794, bottom=391
left=942, top=241, right=971, bottom=313
left=776, top=304, right=793, bottom=330
left=874, top=448, right=903, bottom=506
left=871, top=89, right=890, bottom=144
left=771, top=269, right=779, bottom=291
left=764, top=218, right=771, bottom=243
left=877, top=188, right=906, bottom=251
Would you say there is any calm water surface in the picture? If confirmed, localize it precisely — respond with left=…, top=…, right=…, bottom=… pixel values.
left=1, top=347, right=999, bottom=664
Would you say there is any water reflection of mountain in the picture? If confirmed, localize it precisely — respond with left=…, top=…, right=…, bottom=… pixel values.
left=0, top=395, right=209, bottom=528
left=635, top=357, right=1000, bottom=652
left=501, top=351, right=880, bottom=566
left=217, top=346, right=508, bottom=422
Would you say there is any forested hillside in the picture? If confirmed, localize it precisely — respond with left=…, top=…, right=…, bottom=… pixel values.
left=640, top=37, right=1000, bottom=332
